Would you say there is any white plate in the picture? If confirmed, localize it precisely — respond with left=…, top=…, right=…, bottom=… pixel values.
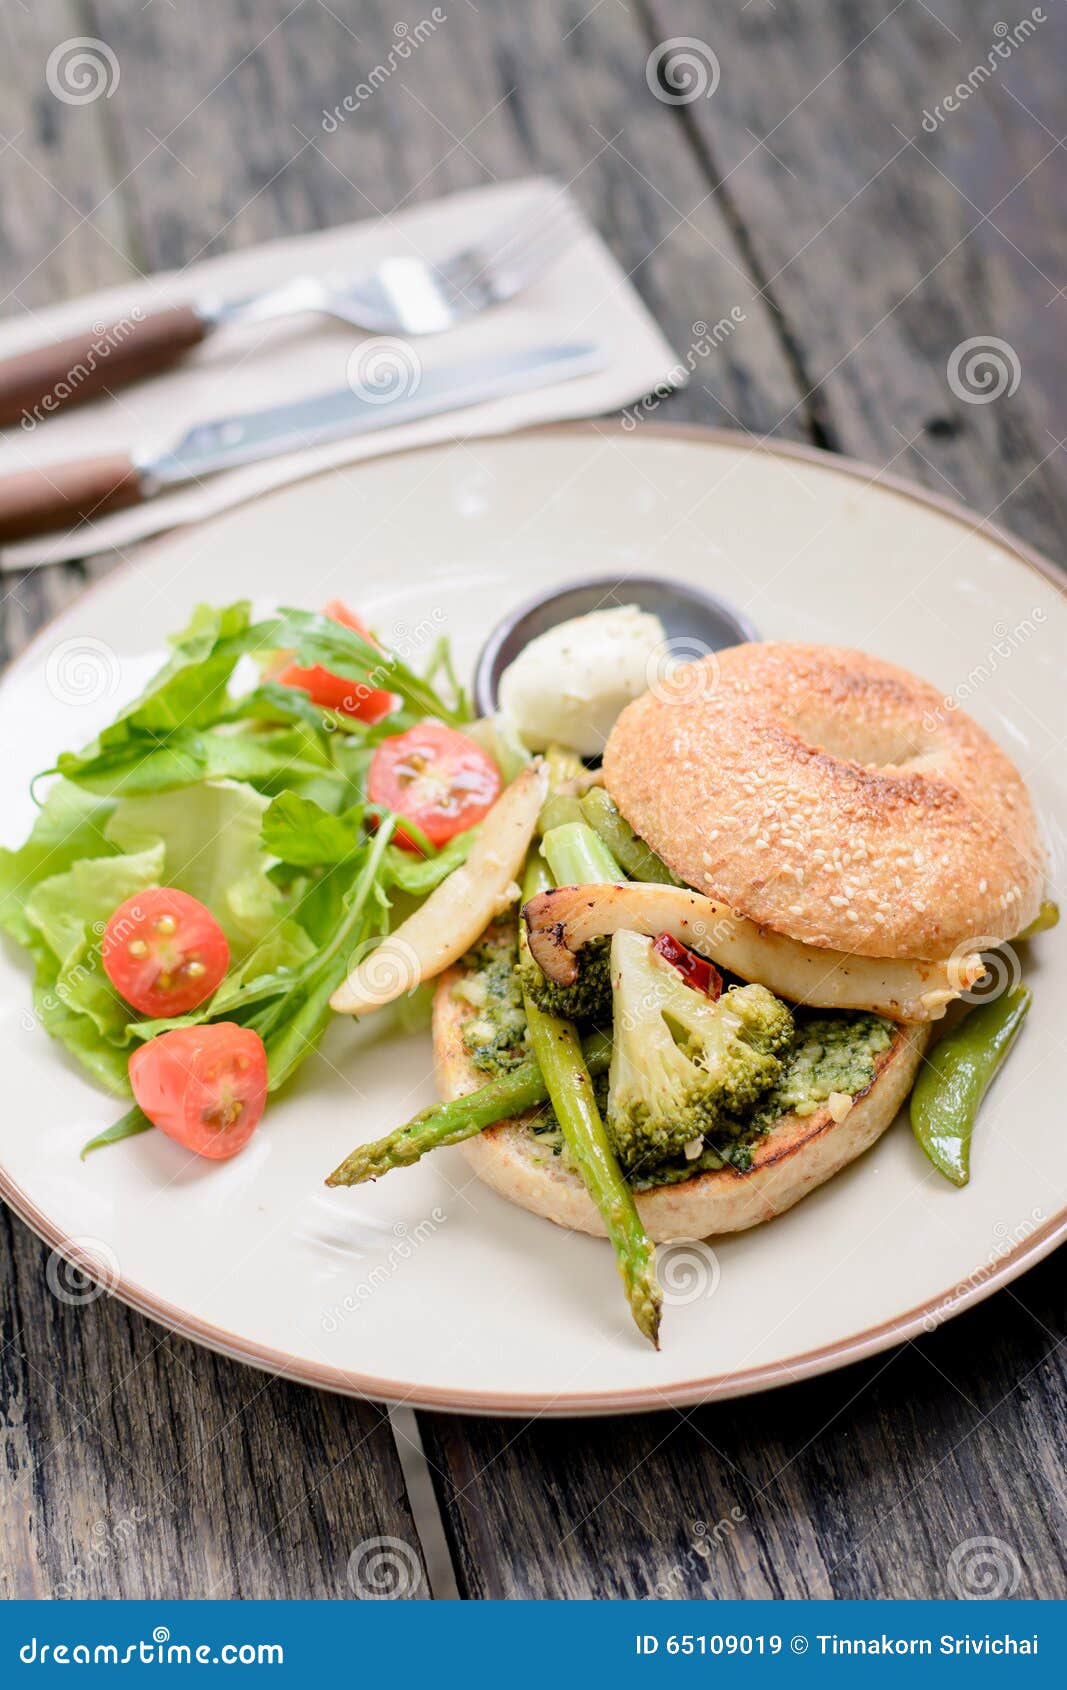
left=1, top=425, right=1063, bottom=1415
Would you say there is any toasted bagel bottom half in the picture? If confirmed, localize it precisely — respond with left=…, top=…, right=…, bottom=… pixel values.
left=433, top=955, right=930, bottom=1242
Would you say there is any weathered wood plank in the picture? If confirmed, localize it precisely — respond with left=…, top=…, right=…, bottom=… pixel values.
left=0, top=1, right=139, bottom=309
left=641, top=0, right=1067, bottom=565
left=0, top=1207, right=428, bottom=1599
left=86, top=0, right=802, bottom=435
left=421, top=1249, right=1067, bottom=1598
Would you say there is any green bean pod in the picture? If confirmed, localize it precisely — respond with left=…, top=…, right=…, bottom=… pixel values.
left=910, top=984, right=1032, bottom=1186
left=580, top=787, right=679, bottom=884
left=1017, top=900, right=1059, bottom=941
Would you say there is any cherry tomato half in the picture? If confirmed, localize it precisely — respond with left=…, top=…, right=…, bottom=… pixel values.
left=653, top=932, right=722, bottom=1000
left=129, top=1024, right=268, bottom=1160
left=275, top=600, right=396, bottom=723
left=102, top=888, right=230, bottom=1017
left=368, top=723, right=502, bottom=852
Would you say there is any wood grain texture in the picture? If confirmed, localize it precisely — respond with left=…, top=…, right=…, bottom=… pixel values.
left=84, top=0, right=801, bottom=435
left=421, top=1248, right=1067, bottom=1599
left=641, top=0, right=1067, bottom=564
left=0, top=1206, right=427, bottom=1599
left=0, top=2, right=136, bottom=311
left=0, top=0, right=1065, bottom=1605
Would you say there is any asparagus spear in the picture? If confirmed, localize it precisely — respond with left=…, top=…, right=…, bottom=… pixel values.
left=326, top=823, right=623, bottom=1189
left=325, top=1029, right=612, bottom=1186
left=519, top=851, right=662, bottom=1349
left=541, top=817, right=624, bottom=886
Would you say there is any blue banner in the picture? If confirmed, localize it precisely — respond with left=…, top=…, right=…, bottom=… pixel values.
left=1, top=1601, right=1063, bottom=1684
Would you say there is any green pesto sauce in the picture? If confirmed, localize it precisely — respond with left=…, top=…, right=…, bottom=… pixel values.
left=751, top=1011, right=893, bottom=1125
left=453, top=937, right=894, bottom=1186
left=632, top=1010, right=894, bottom=1187
left=453, top=932, right=529, bottom=1075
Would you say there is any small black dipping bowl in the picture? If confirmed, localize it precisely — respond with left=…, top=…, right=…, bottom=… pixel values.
left=472, top=573, right=760, bottom=719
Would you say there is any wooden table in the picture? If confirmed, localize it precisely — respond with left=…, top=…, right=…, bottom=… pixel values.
left=2, top=0, right=1065, bottom=1601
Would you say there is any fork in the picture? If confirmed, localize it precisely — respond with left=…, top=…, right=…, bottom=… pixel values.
left=0, top=194, right=583, bottom=429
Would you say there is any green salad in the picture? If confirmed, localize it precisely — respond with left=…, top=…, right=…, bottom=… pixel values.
left=0, top=599, right=479, bottom=1155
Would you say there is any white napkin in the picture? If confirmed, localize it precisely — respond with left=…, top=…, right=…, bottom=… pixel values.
left=0, top=178, right=680, bottom=570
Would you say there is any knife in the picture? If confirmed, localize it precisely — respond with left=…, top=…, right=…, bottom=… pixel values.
left=0, top=340, right=606, bottom=544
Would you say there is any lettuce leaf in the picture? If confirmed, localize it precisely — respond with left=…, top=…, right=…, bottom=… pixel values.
left=104, top=782, right=286, bottom=957
left=7, top=779, right=297, bottom=1092
left=22, top=843, right=166, bottom=1096
left=0, top=781, right=118, bottom=946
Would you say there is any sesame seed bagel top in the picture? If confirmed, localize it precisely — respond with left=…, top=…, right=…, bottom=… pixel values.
left=602, top=642, right=1044, bottom=961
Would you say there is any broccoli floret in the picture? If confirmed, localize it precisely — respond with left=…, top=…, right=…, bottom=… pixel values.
left=517, top=935, right=612, bottom=1024
left=606, top=930, right=794, bottom=1173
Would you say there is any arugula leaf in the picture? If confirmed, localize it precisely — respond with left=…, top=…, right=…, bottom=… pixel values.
left=252, top=819, right=397, bottom=1092
left=126, top=921, right=316, bottom=1042
left=262, top=608, right=470, bottom=725
left=53, top=601, right=255, bottom=793
left=82, top=1105, right=152, bottom=1158
left=261, top=792, right=366, bottom=868
left=220, top=681, right=332, bottom=733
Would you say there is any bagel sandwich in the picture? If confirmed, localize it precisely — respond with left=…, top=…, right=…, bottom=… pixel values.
left=434, top=642, right=1043, bottom=1241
